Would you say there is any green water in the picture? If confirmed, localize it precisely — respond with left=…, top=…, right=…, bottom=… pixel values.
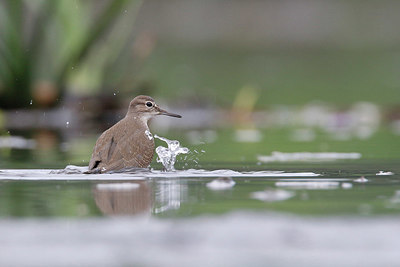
left=0, top=161, right=399, bottom=218
left=0, top=128, right=399, bottom=267
left=0, top=128, right=399, bottom=218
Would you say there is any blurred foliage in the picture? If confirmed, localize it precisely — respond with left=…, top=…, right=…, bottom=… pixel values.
left=141, top=46, right=400, bottom=107
left=0, top=0, right=142, bottom=109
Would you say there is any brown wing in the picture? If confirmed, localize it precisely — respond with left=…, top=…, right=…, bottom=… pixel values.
left=88, top=119, right=154, bottom=173
left=109, top=123, right=155, bottom=169
left=88, top=128, right=115, bottom=171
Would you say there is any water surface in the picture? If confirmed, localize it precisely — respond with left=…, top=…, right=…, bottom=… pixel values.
left=0, top=160, right=399, bottom=266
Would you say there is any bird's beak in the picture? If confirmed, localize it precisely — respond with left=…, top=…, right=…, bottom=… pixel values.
left=156, top=107, right=182, bottom=118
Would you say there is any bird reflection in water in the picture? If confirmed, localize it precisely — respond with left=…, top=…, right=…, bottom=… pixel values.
left=92, top=179, right=188, bottom=216
left=93, top=181, right=152, bottom=216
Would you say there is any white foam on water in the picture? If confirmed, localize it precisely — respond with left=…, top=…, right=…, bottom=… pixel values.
left=0, top=167, right=321, bottom=181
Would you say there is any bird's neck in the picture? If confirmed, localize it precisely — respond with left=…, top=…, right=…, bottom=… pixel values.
left=128, top=114, right=151, bottom=130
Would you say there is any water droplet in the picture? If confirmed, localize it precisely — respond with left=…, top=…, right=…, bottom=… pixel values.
left=29, top=100, right=33, bottom=105
left=113, top=93, right=116, bottom=96
left=71, top=66, right=74, bottom=70
left=66, top=121, right=70, bottom=128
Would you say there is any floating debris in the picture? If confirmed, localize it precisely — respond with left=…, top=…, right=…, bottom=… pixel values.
left=376, top=171, right=394, bottom=176
left=275, top=181, right=339, bottom=190
left=250, top=189, right=295, bottom=202
left=258, top=152, right=361, bottom=162
left=354, top=176, right=368, bottom=183
left=206, top=177, right=236, bottom=190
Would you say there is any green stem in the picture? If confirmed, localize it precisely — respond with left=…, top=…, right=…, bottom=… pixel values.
left=56, top=0, right=132, bottom=86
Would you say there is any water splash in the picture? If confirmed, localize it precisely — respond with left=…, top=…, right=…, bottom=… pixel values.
left=154, top=135, right=189, bottom=171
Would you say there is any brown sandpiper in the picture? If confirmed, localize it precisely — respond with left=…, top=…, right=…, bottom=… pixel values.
left=87, top=95, right=181, bottom=173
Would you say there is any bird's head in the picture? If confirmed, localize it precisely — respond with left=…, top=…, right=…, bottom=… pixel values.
left=127, top=95, right=182, bottom=122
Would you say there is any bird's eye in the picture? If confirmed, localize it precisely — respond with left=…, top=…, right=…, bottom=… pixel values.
left=145, top=101, right=153, bottom=107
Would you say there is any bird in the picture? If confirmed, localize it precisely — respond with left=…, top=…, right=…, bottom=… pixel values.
left=86, top=95, right=181, bottom=174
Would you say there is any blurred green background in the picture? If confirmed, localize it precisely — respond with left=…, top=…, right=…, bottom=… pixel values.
left=0, top=0, right=399, bottom=168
